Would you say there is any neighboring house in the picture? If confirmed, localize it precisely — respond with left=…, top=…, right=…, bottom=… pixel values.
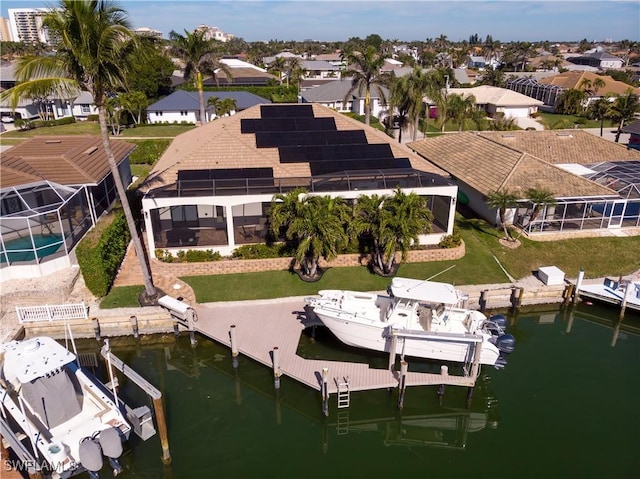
left=146, top=90, right=268, bottom=124
left=446, top=86, right=544, bottom=118
left=313, top=52, right=345, bottom=68
left=467, top=56, right=487, bottom=69
left=507, top=71, right=639, bottom=109
left=408, top=130, right=640, bottom=235
left=262, top=52, right=304, bottom=65
left=171, top=59, right=278, bottom=88
left=0, top=135, right=135, bottom=281
left=566, top=52, right=624, bottom=70
left=299, top=79, right=389, bottom=120
left=622, top=119, right=640, bottom=151
left=139, top=103, right=457, bottom=257
left=1, top=88, right=98, bottom=122
left=301, top=60, right=342, bottom=80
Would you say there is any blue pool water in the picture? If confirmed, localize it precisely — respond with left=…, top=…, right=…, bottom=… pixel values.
left=0, top=234, right=63, bottom=263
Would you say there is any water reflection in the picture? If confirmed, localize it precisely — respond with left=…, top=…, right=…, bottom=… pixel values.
left=68, top=304, right=639, bottom=478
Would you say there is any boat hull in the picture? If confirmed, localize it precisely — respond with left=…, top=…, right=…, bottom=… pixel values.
left=314, top=309, right=500, bottom=365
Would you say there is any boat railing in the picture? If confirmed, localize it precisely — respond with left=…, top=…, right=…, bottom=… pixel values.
left=385, top=325, right=484, bottom=343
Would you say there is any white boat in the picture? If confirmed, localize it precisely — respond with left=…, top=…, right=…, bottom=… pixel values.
left=306, top=277, right=515, bottom=367
left=579, top=278, right=640, bottom=312
left=0, top=336, right=131, bottom=478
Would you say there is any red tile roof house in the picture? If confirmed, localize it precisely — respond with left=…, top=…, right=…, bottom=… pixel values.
left=408, top=130, right=640, bottom=236
left=0, top=136, right=135, bottom=282
left=139, top=103, right=458, bottom=259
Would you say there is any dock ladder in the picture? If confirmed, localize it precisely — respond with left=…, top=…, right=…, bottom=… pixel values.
left=337, top=411, right=350, bottom=435
left=336, top=376, right=350, bottom=409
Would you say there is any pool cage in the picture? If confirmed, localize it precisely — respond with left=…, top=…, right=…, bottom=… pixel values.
left=0, top=181, right=95, bottom=267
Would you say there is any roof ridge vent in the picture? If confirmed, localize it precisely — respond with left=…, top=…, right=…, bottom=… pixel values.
left=501, top=134, right=515, bottom=138
left=83, top=146, right=98, bottom=155
left=556, top=132, right=573, bottom=138
left=45, top=139, right=62, bottom=143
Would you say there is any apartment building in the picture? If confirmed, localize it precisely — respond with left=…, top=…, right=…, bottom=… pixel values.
left=8, top=8, right=55, bottom=44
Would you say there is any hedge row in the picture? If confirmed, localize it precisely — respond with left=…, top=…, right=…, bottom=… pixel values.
left=76, top=210, right=131, bottom=297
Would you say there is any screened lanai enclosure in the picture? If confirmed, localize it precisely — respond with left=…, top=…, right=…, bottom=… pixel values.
left=513, top=161, right=640, bottom=233
left=0, top=181, right=95, bottom=277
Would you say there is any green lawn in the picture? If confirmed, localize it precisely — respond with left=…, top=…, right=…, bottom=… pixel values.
left=1, top=122, right=193, bottom=141
left=536, top=112, right=616, bottom=130
left=100, top=214, right=640, bottom=308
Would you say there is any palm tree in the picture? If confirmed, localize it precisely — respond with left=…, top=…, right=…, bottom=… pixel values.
left=269, top=190, right=350, bottom=279
left=485, top=189, right=520, bottom=241
left=267, top=56, right=287, bottom=85
left=516, top=187, right=556, bottom=239
left=607, top=89, right=640, bottom=142
left=386, top=75, right=413, bottom=143
left=354, top=188, right=432, bottom=276
left=448, top=93, right=478, bottom=132
left=169, top=29, right=231, bottom=126
left=587, top=95, right=612, bottom=137
left=2, top=0, right=156, bottom=298
left=342, top=45, right=391, bottom=125
left=405, top=67, right=432, bottom=141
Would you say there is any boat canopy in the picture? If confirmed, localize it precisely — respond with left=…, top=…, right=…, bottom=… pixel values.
left=1, top=337, right=76, bottom=383
left=390, top=278, right=461, bottom=304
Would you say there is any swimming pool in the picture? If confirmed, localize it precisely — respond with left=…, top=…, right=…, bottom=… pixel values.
left=0, top=234, right=63, bottom=263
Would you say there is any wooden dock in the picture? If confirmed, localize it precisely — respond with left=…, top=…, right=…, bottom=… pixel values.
left=193, top=297, right=477, bottom=395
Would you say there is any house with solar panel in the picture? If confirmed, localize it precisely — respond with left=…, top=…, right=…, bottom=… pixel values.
left=139, top=103, right=457, bottom=258
left=408, top=130, right=640, bottom=235
left=1, top=136, right=135, bottom=281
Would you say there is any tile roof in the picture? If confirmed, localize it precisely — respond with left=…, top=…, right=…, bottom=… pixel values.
left=142, top=103, right=447, bottom=191
left=447, top=85, right=543, bottom=106
left=408, top=131, right=640, bottom=198
left=538, top=71, right=639, bottom=96
left=477, top=129, right=640, bottom=165
left=0, top=136, right=135, bottom=188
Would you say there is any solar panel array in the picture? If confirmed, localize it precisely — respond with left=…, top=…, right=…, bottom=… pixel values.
left=240, top=104, right=412, bottom=176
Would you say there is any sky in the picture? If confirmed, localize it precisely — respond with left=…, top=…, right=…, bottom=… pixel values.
left=2, top=0, right=639, bottom=43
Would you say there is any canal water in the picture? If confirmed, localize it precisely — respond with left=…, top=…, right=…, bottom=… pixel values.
left=77, top=303, right=639, bottom=479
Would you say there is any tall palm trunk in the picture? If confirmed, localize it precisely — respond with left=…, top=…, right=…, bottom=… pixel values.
left=98, top=106, right=156, bottom=298
left=364, top=88, right=371, bottom=125
left=196, top=71, right=206, bottom=125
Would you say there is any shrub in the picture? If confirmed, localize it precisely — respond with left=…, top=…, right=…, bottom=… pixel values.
left=438, top=231, right=462, bottom=248
left=86, top=114, right=99, bottom=121
left=76, top=210, right=131, bottom=297
left=156, top=249, right=222, bottom=263
left=14, top=118, right=34, bottom=130
left=176, top=249, right=222, bottom=262
left=232, top=243, right=295, bottom=259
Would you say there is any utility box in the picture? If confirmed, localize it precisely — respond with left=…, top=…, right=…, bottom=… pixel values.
left=538, top=266, right=565, bottom=286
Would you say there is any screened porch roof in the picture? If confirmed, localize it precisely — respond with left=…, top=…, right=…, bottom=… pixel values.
left=0, top=180, right=81, bottom=219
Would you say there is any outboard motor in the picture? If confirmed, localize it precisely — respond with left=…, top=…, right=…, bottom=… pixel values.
left=79, top=437, right=103, bottom=479
left=496, top=333, right=516, bottom=354
left=99, top=427, right=124, bottom=476
left=489, top=314, right=508, bottom=330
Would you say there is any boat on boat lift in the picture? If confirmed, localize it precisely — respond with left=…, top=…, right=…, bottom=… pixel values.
left=0, top=336, right=131, bottom=478
left=306, top=277, right=516, bottom=368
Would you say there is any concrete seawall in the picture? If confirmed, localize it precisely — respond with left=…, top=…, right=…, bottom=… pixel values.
left=8, top=280, right=571, bottom=342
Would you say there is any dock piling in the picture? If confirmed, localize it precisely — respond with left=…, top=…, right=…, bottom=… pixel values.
left=92, top=318, right=101, bottom=341
left=573, top=269, right=585, bottom=305
left=620, top=280, right=632, bottom=320
left=230, top=325, right=239, bottom=369
left=479, top=290, right=488, bottom=312
left=321, top=368, right=329, bottom=417
left=563, top=284, right=575, bottom=306
left=272, top=346, right=281, bottom=390
left=129, top=315, right=139, bottom=339
left=397, top=360, right=408, bottom=410
left=172, top=322, right=180, bottom=338
left=388, top=334, right=397, bottom=370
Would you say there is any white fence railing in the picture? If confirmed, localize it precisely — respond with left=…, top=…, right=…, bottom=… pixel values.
left=15, top=302, right=89, bottom=323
